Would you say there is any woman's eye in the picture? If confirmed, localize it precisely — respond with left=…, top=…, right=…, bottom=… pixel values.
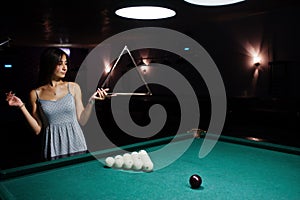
left=58, top=61, right=67, bottom=65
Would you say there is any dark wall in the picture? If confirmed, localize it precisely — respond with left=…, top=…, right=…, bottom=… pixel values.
left=0, top=6, right=299, bottom=169
left=187, top=7, right=300, bottom=98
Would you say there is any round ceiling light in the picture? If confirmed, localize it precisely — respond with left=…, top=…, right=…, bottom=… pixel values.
left=115, top=6, right=176, bottom=20
left=184, top=0, right=245, bottom=6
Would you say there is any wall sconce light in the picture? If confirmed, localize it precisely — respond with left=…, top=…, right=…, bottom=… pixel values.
left=142, top=58, right=151, bottom=66
left=105, top=66, right=111, bottom=73
left=253, top=55, right=261, bottom=67
left=140, top=65, right=148, bottom=74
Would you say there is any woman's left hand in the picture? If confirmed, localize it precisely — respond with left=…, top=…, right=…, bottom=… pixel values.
left=91, top=88, right=109, bottom=102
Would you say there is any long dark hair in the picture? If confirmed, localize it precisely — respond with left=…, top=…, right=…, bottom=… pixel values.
left=37, top=47, right=70, bottom=87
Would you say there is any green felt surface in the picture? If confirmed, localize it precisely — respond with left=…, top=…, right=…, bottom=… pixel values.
left=1, top=136, right=300, bottom=200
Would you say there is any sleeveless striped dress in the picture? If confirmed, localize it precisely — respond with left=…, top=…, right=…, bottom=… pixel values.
left=36, top=83, right=87, bottom=160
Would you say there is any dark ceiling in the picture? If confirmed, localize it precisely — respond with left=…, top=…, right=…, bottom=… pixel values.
left=0, top=0, right=299, bottom=48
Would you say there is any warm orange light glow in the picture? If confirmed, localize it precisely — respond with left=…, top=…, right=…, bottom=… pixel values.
left=102, top=58, right=112, bottom=73
left=253, top=55, right=261, bottom=66
left=250, top=67, right=259, bottom=96
left=245, top=136, right=264, bottom=142
left=253, top=68, right=259, bottom=78
left=140, top=49, right=151, bottom=66
left=140, top=65, right=149, bottom=74
left=105, top=65, right=111, bottom=73
left=242, top=40, right=267, bottom=68
left=142, top=58, right=151, bottom=66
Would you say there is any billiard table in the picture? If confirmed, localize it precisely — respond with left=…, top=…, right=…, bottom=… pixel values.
left=1, top=132, right=300, bottom=200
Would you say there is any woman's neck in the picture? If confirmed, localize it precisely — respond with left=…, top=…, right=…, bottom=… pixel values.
left=49, top=80, right=63, bottom=87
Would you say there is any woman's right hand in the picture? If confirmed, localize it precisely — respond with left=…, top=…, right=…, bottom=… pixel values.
left=5, top=91, right=24, bottom=107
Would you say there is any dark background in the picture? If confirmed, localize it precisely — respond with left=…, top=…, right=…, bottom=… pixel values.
left=0, top=0, right=299, bottom=169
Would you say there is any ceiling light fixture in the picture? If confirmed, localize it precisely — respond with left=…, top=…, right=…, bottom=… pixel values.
left=115, top=6, right=176, bottom=20
left=184, top=0, right=245, bottom=6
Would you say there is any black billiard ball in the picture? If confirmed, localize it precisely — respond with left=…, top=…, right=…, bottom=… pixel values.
left=189, top=174, right=202, bottom=189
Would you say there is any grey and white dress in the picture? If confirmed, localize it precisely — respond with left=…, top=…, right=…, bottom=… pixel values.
left=36, top=84, right=87, bottom=160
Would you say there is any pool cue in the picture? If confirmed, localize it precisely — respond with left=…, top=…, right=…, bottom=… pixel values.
left=94, top=92, right=149, bottom=99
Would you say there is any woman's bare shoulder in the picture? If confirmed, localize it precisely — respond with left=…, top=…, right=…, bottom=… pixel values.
left=67, top=81, right=79, bottom=86
left=29, top=88, right=39, bottom=101
left=67, top=82, right=80, bottom=90
left=31, top=86, right=45, bottom=95
left=67, top=82, right=81, bottom=96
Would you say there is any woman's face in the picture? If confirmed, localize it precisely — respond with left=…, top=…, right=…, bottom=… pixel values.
left=52, top=54, right=68, bottom=80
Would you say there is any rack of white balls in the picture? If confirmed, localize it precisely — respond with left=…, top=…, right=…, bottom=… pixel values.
left=105, top=150, right=154, bottom=172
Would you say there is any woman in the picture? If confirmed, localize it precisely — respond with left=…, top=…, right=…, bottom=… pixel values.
left=6, top=47, right=108, bottom=160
